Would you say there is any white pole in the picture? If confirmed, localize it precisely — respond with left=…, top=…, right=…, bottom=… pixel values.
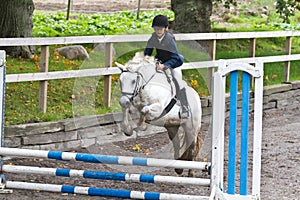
left=0, top=50, right=5, bottom=149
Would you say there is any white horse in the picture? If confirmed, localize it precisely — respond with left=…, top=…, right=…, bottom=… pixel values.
left=116, top=53, right=202, bottom=177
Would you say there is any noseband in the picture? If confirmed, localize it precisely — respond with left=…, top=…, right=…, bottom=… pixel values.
left=121, top=72, right=142, bottom=101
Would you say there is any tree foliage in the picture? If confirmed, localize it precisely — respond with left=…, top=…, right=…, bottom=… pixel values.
left=275, top=0, right=300, bottom=23
left=216, top=0, right=300, bottom=24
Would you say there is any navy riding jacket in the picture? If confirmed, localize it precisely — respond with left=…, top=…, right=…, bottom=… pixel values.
left=144, top=31, right=184, bottom=69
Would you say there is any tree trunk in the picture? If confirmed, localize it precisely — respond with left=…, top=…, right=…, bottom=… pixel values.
left=171, top=0, right=212, bottom=52
left=0, top=0, right=35, bottom=58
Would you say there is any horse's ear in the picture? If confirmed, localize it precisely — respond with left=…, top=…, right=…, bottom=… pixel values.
left=115, top=62, right=127, bottom=72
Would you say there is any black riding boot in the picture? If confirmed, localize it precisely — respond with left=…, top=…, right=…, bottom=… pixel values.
left=178, top=88, right=190, bottom=119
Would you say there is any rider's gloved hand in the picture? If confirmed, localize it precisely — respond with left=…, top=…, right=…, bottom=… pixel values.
left=156, top=62, right=165, bottom=70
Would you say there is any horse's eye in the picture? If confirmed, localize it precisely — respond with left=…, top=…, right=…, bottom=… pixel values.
left=131, top=80, right=136, bottom=84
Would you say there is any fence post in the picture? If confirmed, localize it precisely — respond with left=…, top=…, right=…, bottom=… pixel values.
left=249, top=38, right=256, bottom=57
left=284, top=36, right=292, bottom=82
left=208, top=39, right=216, bottom=93
left=104, top=43, right=113, bottom=107
left=249, top=38, right=256, bottom=86
left=137, top=0, right=141, bottom=19
left=39, top=45, right=49, bottom=113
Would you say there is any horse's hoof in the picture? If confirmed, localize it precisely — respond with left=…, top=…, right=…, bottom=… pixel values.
left=175, top=168, right=183, bottom=175
left=122, top=125, right=133, bottom=136
left=139, top=124, right=147, bottom=131
left=124, top=131, right=133, bottom=136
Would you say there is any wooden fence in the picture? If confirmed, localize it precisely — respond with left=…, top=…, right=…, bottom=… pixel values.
left=1, top=31, right=300, bottom=113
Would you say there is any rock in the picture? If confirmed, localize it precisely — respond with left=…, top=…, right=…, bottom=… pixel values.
left=261, top=14, right=268, bottom=18
left=93, top=43, right=116, bottom=56
left=56, top=45, right=89, bottom=60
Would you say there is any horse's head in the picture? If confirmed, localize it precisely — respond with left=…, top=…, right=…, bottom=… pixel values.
left=116, top=53, right=157, bottom=136
left=116, top=52, right=156, bottom=108
left=118, top=70, right=142, bottom=108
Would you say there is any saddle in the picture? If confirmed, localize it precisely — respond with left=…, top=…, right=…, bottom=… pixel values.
left=156, top=68, right=190, bottom=120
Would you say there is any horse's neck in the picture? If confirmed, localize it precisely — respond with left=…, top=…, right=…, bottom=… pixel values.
left=138, top=64, right=174, bottom=97
left=136, top=63, right=156, bottom=82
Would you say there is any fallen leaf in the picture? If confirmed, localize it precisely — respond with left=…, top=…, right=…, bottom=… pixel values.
left=272, top=74, right=278, bottom=79
left=144, top=149, right=150, bottom=155
left=133, top=144, right=140, bottom=152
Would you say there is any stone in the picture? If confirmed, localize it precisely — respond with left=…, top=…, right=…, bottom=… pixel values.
left=93, top=43, right=116, bottom=56
left=5, top=121, right=64, bottom=137
left=263, top=84, right=292, bottom=96
left=23, top=131, right=78, bottom=145
left=291, top=81, right=300, bottom=89
left=56, top=45, right=89, bottom=60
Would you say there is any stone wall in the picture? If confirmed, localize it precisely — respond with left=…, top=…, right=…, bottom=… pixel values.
left=4, top=81, right=300, bottom=151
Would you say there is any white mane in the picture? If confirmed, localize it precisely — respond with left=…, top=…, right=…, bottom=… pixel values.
left=121, top=52, right=156, bottom=72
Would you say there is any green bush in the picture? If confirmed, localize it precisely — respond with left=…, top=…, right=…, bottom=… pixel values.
left=33, top=11, right=174, bottom=37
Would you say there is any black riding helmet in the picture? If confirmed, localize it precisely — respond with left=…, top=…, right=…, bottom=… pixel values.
left=151, top=15, right=169, bottom=28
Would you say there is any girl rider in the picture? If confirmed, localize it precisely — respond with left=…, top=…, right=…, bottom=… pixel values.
left=144, top=14, right=190, bottom=119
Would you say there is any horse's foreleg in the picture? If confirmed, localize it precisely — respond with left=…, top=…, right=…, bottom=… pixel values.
left=119, top=96, right=134, bottom=136
left=121, top=107, right=133, bottom=136
left=141, top=103, right=163, bottom=120
left=138, top=114, right=147, bottom=131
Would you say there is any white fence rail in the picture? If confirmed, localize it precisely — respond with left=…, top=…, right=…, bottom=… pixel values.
left=1, top=31, right=300, bottom=112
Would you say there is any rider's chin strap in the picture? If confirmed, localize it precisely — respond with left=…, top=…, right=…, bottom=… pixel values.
left=148, top=97, right=177, bottom=122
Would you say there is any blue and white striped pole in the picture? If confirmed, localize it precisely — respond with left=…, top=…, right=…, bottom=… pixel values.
left=0, top=147, right=209, bottom=170
left=5, top=181, right=210, bottom=200
left=3, top=165, right=210, bottom=186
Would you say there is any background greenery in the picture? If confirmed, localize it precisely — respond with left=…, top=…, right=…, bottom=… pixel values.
left=5, top=2, right=300, bottom=125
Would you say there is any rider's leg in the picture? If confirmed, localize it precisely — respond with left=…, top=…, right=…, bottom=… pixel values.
left=177, top=88, right=190, bottom=119
left=170, top=69, right=190, bottom=119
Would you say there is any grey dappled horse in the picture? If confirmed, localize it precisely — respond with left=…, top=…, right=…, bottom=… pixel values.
left=116, top=53, right=202, bottom=177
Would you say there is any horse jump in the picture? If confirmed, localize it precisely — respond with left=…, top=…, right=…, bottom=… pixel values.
left=0, top=50, right=263, bottom=199
left=0, top=148, right=210, bottom=199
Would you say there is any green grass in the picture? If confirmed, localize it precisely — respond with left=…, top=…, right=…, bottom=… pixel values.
left=4, top=7, right=300, bottom=126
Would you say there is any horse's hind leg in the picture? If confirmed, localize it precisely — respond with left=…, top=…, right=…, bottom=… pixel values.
left=187, top=133, right=201, bottom=177
left=165, top=126, right=182, bottom=175
left=181, top=129, right=201, bottom=177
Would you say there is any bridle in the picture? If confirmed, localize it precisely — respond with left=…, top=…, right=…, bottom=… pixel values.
left=121, top=66, right=158, bottom=102
left=121, top=72, right=142, bottom=101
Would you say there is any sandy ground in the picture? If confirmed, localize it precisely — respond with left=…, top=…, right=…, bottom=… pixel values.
left=0, top=106, right=299, bottom=200
left=33, top=0, right=171, bottom=13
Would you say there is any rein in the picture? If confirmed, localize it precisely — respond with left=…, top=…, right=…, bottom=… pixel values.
left=121, top=61, right=178, bottom=121
left=141, top=70, right=158, bottom=89
left=122, top=62, right=158, bottom=101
